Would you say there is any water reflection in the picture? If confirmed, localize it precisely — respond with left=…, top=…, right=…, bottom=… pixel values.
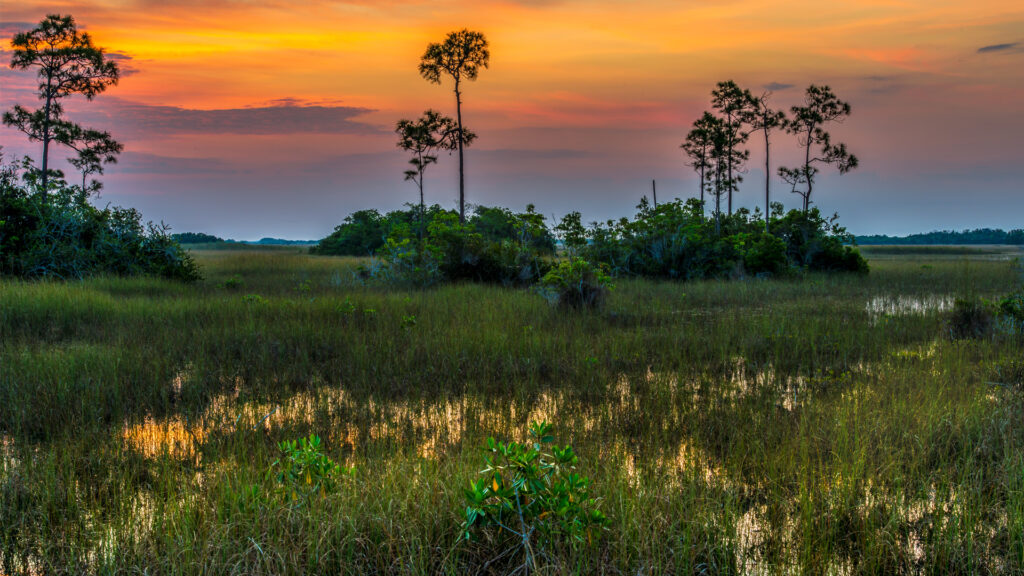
left=866, top=294, right=953, bottom=323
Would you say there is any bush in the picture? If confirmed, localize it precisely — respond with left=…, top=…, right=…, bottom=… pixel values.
left=0, top=156, right=200, bottom=281
left=538, top=258, right=613, bottom=309
left=462, top=421, right=609, bottom=569
left=271, top=434, right=352, bottom=505
left=366, top=211, right=551, bottom=287
left=945, top=298, right=994, bottom=340
left=312, top=203, right=557, bottom=258
left=742, top=232, right=789, bottom=275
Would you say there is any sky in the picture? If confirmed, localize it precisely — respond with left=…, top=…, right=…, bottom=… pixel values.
left=1, top=0, right=1023, bottom=240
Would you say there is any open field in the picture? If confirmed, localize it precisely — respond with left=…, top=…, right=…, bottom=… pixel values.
left=1, top=249, right=1023, bottom=574
left=856, top=245, right=1024, bottom=259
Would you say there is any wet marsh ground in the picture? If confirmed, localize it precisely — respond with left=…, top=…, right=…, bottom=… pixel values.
left=1, top=246, right=1023, bottom=574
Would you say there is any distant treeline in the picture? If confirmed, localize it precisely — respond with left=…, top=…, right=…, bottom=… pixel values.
left=856, top=228, right=1024, bottom=246
left=172, top=233, right=315, bottom=246
left=172, top=232, right=225, bottom=244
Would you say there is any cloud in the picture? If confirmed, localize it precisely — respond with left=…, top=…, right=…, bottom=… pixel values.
left=76, top=98, right=379, bottom=136
left=0, top=22, right=34, bottom=40
left=977, top=42, right=1021, bottom=54
left=110, top=151, right=231, bottom=174
left=763, top=82, right=794, bottom=91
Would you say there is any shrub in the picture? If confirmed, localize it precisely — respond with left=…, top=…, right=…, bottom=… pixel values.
left=462, top=421, right=609, bottom=569
left=538, top=258, right=613, bottom=309
left=271, top=434, right=352, bottom=505
left=366, top=211, right=550, bottom=287
left=0, top=155, right=200, bottom=281
left=945, top=298, right=994, bottom=340
left=742, top=232, right=789, bottom=275
left=998, top=290, right=1024, bottom=324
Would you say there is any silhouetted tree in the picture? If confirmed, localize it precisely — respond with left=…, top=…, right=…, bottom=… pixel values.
left=749, top=93, right=787, bottom=232
left=554, top=211, right=588, bottom=256
left=682, top=112, right=718, bottom=209
left=2, top=15, right=120, bottom=195
left=56, top=123, right=123, bottom=192
left=710, top=81, right=755, bottom=215
left=419, top=29, right=490, bottom=223
left=702, top=114, right=734, bottom=234
left=395, top=110, right=470, bottom=238
left=778, top=85, right=858, bottom=213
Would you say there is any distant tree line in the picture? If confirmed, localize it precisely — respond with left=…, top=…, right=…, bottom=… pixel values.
left=856, top=229, right=1024, bottom=246
left=172, top=232, right=225, bottom=244
left=171, top=234, right=316, bottom=246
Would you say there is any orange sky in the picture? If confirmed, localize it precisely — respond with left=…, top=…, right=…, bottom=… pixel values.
left=2, top=0, right=1023, bottom=238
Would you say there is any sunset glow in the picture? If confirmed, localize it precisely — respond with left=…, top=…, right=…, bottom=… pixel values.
left=3, top=0, right=1022, bottom=238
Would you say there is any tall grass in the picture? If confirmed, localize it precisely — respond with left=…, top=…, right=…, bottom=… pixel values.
left=1, top=249, right=1021, bottom=574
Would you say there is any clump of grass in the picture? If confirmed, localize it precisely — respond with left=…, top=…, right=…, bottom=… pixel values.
left=945, top=298, right=994, bottom=339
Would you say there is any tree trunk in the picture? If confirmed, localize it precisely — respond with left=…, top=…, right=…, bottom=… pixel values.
left=417, top=151, right=426, bottom=240
left=802, top=124, right=814, bottom=214
left=764, top=126, right=770, bottom=233
left=726, top=111, right=733, bottom=216
left=715, top=165, right=722, bottom=235
left=41, top=71, right=53, bottom=197
left=698, top=148, right=705, bottom=208
left=454, top=78, right=465, bottom=224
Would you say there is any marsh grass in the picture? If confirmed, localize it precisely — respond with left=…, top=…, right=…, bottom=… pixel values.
left=1, top=249, right=1022, bottom=574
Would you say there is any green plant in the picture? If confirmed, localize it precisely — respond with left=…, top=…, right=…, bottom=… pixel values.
left=242, top=294, right=267, bottom=305
left=337, top=297, right=357, bottom=315
left=271, top=434, right=351, bottom=505
left=222, top=275, right=243, bottom=289
left=463, top=421, right=609, bottom=570
left=998, top=290, right=1024, bottom=323
left=538, top=258, right=613, bottom=309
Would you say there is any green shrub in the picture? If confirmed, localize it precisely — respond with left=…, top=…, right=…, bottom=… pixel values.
left=462, top=421, right=609, bottom=569
left=742, top=232, right=789, bottom=275
left=0, top=155, right=200, bottom=281
left=538, top=258, right=613, bottom=309
left=271, top=434, right=352, bottom=504
left=367, top=211, right=550, bottom=287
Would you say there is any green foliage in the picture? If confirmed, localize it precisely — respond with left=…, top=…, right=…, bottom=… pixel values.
left=242, top=294, right=267, bottom=305
left=996, top=289, right=1024, bottom=334
left=272, top=435, right=352, bottom=504
left=574, top=200, right=865, bottom=280
left=554, top=211, right=587, bottom=255
left=310, top=209, right=390, bottom=256
left=472, top=204, right=555, bottom=255
left=743, top=232, right=789, bottom=275
left=361, top=207, right=553, bottom=287
left=221, top=275, right=244, bottom=289
left=0, top=155, right=200, bottom=281
left=769, top=207, right=868, bottom=273
left=463, top=421, right=609, bottom=562
left=538, top=258, right=613, bottom=309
